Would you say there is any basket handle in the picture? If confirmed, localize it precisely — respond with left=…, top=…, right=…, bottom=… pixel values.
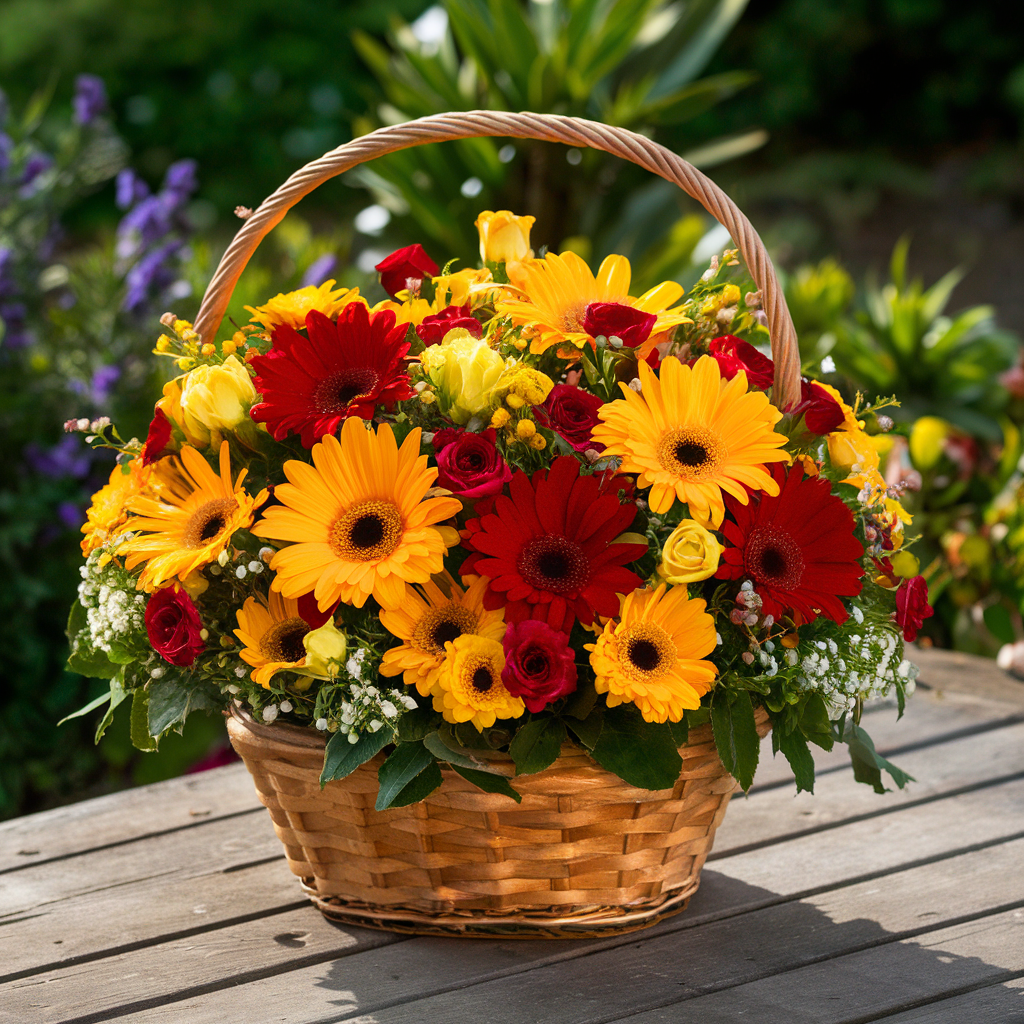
left=194, top=111, right=802, bottom=408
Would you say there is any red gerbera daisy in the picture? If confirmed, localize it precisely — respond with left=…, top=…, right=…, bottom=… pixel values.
left=717, top=463, right=865, bottom=624
left=461, top=457, right=647, bottom=633
left=248, top=303, right=413, bottom=447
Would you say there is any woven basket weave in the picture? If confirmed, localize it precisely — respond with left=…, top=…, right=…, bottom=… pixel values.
left=226, top=703, right=772, bottom=937
left=206, top=111, right=800, bottom=937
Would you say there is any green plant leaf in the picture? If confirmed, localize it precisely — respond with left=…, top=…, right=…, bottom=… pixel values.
left=983, top=603, right=1015, bottom=646
left=799, top=693, right=834, bottom=750
left=669, top=718, right=689, bottom=747
left=711, top=689, right=760, bottom=792
left=778, top=729, right=815, bottom=794
left=93, top=674, right=127, bottom=743
left=321, top=727, right=392, bottom=787
left=845, top=723, right=915, bottom=794
left=396, top=704, right=439, bottom=743
left=590, top=705, right=682, bottom=790
left=422, top=731, right=502, bottom=773
left=376, top=741, right=437, bottom=811
left=66, top=600, right=120, bottom=680
left=509, top=717, right=565, bottom=776
left=57, top=690, right=112, bottom=728
left=147, top=678, right=191, bottom=737
left=130, top=688, right=158, bottom=751
left=388, top=760, right=444, bottom=808
left=565, top=709, right=603, bottom=749
left=562, top=678, right=598, bottom=721
left=451, top=765, right=522, bottom=802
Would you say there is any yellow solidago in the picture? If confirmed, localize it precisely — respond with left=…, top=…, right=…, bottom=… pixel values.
left=493, top=362, right=554, bottom=410
left=80, top=460, right=151, bottom=561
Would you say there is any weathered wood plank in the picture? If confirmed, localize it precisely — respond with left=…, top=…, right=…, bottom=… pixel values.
left=912, top=645, right=1024, bottom=709
left=873, top=976, right=1024, bottom=1023
left=86, top=833, right=1024, bottom=1024
left=0, top=764, right=260, bottom=873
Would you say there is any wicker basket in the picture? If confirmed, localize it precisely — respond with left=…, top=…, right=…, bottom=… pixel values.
left=202, top=111, right=801, bottom=937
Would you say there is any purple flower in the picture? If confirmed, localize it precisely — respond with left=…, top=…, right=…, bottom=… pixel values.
left=73, top=75, right=107, bottom=126
left=71, top=365, right=121, bottom=406
left=0, top=132, right=11, bottom=175
left=115, top=168, right=150, bottom=210
left=117, top=193, right=173, bottom=255
left=24, top=436, right=92, bottom=479
left=123, top=240, right=181, bottom=312
left=162, top=159, right=198, bottom=202
left=0, top=247, right=15, bottom=297
left=19, top=152, right=53, bottom=197
left=58, top=501, right=83, bottom=530
left=301, top=252, right=337, bottom=289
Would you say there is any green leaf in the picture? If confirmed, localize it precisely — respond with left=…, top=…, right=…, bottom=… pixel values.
left=57, top=690, right=112, bottom=727
left=562, top=678, right=598, bottom=721
left=388, top=760, right=444, bottom=808
left=321, top=727, right=392, bottom=787
left=590, top=705, right=682, bottom=790
left=845, top=723, right=915, bottom=794
left=396, top=703, right=439, bottom=743
left=711, top=689, right=760, bottom=792
left=66, top=600, right=120, bottom=680
left=376, top=741, right=437, bottom=811
left=779, top=729, right=815, bottom=794
left=983, top=603, right=1015, bottom=646
left=422, top=731, right=501, bottom=773
left=799, top=693, right=834, bottom=751
left=509, top=717, right=566, bottom=776
left=93, top=675, right=127, bottom=743
left=130, top=688, right=158, bottom=751
left=147, top=679, right=191, bottom=736
left=669, top=718, right=689, bottom=747
left=451, top=765, right=522, bottom=802
left=565, top=709, right=603, bottom=749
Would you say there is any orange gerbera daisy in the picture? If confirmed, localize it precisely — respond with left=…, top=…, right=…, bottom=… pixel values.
left=246, top=280, right=366, bottom=332
left=496, top=250, right=688, bottom=355
left=253, top=417, right=462, bottom=612
left=81, top=459, right=151, bottom=558
left=591, top=355, right=790, bottom=529
left=120, top=441, right=265, bottom=591
left=234, top=590, right=316, bottom=688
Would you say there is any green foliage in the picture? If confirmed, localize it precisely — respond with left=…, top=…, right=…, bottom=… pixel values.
left=710, top=687, right=759, bottom=792
left=321, top=726, right=392, bottom=786
left=350, top=0, right=762, bottom=272
left=844, top=721, right=914, bottom=795
left=508, top=716, right=565, bottom=776
left=451, top=765, right=521, bottom=802
left=376, top=741, right=440, bottom=810
left=589, top=704, right=682, bottom=790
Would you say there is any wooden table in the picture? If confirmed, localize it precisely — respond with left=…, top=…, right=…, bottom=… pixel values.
left=3, top=647, right=1023, bottom=1024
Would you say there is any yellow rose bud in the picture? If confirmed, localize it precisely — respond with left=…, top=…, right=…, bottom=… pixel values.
left=179, top=354, right=258, bottom=439
left=657, top=520, right=724, bottom=584
left=302, top=620, right=348, bottom=678
left=419, top=329, right=505, bottom=425
left=827, top=427, right=880, bottom=475
left=890, top=550, right=920, bottom=578
left=419, top=390, right=436, bottom=405
left=180, top=570, right=209, bottom=598
left=475, top=210, right=536, bottom=264
left=516, top=419, right=536, bottom=440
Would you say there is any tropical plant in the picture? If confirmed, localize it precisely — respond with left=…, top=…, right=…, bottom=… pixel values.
left=349, top=0, right=764, bottom=278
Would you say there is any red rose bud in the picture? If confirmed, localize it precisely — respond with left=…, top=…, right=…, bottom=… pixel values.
left=895, top=575, right=933, bottom=642
left=141, top=408, right=173, bottom=465
left=433, top=428, right=512, bottom=499
left=582, top=302, right=656, bottom=348
left=501, top=619, right=578, bottom=713
left=374, top=244, right=439, bottom=299
left=535, top=384, right=605, bottom=454
left=145, top=586, right=206, bottom=666
left=415, top=304, right=483, bottom=346
left=297, top=590, right=338, bottom=629
left=707, top=335, right=774, bottom=389
left=788, top=381, right=845, bottom=435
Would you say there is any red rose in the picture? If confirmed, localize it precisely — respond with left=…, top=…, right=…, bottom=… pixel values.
left=415, top=304, right=483, bottom=346
left=145, top=586, right=205, bottom=666
left=583, top=302, right=656, bottom=348
left=535, top=384, right=605, bottom=453
left=788, top=381, right=845, bottom=435
left=141, top=408, right=173, bottom=465
left=433, top=428, right=512, bottom=499
left=707, top=335, right=775, bottom=389
left=895, top=575, right=933, bottom=642
left=374, top=244, right=439, bottom=299
left=501, top=619, right=578, bottom=713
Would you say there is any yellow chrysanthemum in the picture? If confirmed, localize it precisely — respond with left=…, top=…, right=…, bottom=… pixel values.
left=591, top=355, right=790, bottom=528
left=379, top=575, right=505, bottom=696
left=81, top=460, right=151, bottom=559
left=496, top=251, right=689, bottom=355
left=234, top=590, right=312, bottom=688
left=431, top=634, right=525, bottom=731
left=586, top=584, right=718, bottom=724
left=121, top=442, right=265, bottom=592
left=253, top=417, right=462, bottom=612
left=245, top=281, right=366, bottom=331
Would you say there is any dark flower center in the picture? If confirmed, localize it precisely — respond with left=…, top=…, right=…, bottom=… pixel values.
left=472, top=667, right=494, bottom=692
left=518, top=535, right=590, bottom=595
left=657, top=426, right=724, bottom=479
left=432, top=620, right=463, bottom=648
left=329, top=500, right=403, bottom=562
left=618, top=622, right=676, bottom=680
left=258, top=617, right=310, bottom=664
left=522, top=650, right=549, bottom=678
left=745, top=526, right=805, bottom=591
left=628, top=638, right=661, bottom=672
left=183, top=498, right=238, bottom=548
left=460, top=451, right=485, bottom=471
left=412, top=604, right=479, bottom=656
left=314, top=368, right=379, bottom=413
left=674, top=440, right=709, bottom=466
left=350, top=514, right=384, bottom=549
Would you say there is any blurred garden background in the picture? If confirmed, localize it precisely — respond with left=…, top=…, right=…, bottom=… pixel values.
left=3, top=0, right=1024, bottom=819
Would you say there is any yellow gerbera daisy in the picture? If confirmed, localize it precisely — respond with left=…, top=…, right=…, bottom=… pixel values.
left=496, top=250, right=688, bottom=355
left=431, top=634, right=525, bottom=731
left=379, top=575, right=505, bottom=696
left=586, top=584, right=718, bottom=724
left=253, top=417, right=462, bottom=612
left=81, top=459, right=151, bottom=559
left=234, top=591, right=313, bottom=688
left=591, top=355, right=790, bottom=528
left=120, top=441, right=265, bottom=592
left=245, top=280, right=366, bottom=331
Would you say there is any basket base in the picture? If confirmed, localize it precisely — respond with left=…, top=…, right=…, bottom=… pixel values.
left=303, top=879, right=697, bottom=938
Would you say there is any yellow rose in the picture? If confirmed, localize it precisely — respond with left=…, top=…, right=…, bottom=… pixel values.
left=179, top=355, right=258, bottom=440
left=419, top=329, right=505, bottom=425
left=302, top=620, right=348, bottom=678
left=657, top=520, right=723, bottom=584
left=475, top=210, right=535, bottom=264
left=827, top=427, right=879, bottom=476
left=909, top=416, right=949, bottom=470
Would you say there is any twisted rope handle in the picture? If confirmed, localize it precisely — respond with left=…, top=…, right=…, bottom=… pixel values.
left=194, top=111, right=801, bottom=408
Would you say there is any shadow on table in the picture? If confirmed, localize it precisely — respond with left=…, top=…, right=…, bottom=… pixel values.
left=308, top=872, right=1024, bottom=1023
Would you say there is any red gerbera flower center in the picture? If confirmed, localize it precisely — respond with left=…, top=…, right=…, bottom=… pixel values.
left=745, top=526, right=805, bottom=591
left=517, top=535, right=591, bottom=594
left=313, top=367, right=380, bottom=413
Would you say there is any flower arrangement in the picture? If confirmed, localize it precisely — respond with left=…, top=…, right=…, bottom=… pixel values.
left=66, top=210, right=931, bottom=806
